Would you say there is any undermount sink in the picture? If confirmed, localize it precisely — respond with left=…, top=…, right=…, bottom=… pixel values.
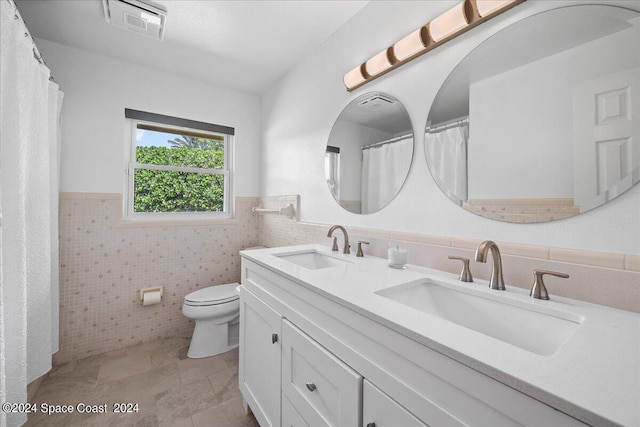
left=376, top=279, right=584, bottom=356
left=275, top=250, right=351, bottom=270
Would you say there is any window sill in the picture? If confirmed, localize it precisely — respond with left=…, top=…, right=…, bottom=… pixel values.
left=119, top=214, right=237, bottom=228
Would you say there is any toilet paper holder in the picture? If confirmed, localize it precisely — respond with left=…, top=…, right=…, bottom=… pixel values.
left=139, top=286, right=163, bottom=304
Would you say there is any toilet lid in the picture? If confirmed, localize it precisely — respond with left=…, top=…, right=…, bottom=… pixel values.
left=184, top=283, right=240, bottom=305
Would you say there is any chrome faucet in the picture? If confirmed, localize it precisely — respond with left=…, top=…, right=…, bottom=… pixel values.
left=327, top=225, right=350, bottom=255
left=475, top=240, right=505, bottom=290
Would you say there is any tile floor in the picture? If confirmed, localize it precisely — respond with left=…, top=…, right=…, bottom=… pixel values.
left=26, top=338, right=259, bottom=427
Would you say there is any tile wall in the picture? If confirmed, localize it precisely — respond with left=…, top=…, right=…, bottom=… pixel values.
left=58, top=193, right=639, bottom=364
left=464, top=198, right=579, bottom=223
left=57, top=194, right=260, bottom=363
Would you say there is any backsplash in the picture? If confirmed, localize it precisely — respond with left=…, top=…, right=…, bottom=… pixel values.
left=57, top=194, right=259, bottom=363
left=258, top=196, right=640, bottom=313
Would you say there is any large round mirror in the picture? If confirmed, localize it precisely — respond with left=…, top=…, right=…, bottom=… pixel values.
left=425, top=5, right=639, bottom=223
left=326, top=92, right=413, bottom=214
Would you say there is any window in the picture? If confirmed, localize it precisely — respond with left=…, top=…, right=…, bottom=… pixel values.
left=124, top=109, right=234, bottom=220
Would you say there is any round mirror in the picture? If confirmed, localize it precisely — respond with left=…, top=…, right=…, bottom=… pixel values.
left=326, top=92, right=414, bottom=214
left=425, top=5, right=639, bottom=223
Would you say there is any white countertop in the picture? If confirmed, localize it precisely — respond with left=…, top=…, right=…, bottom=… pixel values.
left=241, top=244, right=640, bottom=427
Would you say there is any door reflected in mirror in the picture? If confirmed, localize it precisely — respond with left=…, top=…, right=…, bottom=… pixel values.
left=326, top=92, right=413, bottom=214
left=425, top=5, right=639, bottom=223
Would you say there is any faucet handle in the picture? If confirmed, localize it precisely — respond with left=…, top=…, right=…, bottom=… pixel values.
left=329, top=236, right=339, bottom=252
left=448, top=256, right=473, bottom=282
left=356, top=241, right=370, bottom=257
left=530, top=269, right=569, bottom=300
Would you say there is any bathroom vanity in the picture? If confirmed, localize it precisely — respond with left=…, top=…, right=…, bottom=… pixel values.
left=238, top=245, right=639, bottom=427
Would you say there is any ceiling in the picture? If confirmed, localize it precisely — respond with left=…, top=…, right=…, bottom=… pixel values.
left=15, top=0, right=369, bottom=94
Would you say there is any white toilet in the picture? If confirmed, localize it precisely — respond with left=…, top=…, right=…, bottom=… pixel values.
left=182, top=283, right=241, bottom=358
left=182, top=245, right=265, bottom=358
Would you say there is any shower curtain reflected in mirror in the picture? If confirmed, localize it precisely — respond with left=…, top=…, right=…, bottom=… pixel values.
left=325, top=146, right=340, bottom=200
left=425, top=124, right=468, bottom=205
left=361, top=137, right=413, bottom=214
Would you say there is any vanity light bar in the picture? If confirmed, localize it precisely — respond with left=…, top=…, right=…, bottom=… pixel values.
left=429, top=1, right=470, bottom=42
left=393, top=27, right=429, bottom=62
left=344, top=64, right=368, bottom=89
left=343, top=0, right=524, bottom=91
left=365, top=47, right=396, bottom=77
left=476, top=0, right=520, bottom=17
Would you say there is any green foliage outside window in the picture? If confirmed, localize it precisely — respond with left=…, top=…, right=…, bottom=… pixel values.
left=134, top=144, right=225, bottom=213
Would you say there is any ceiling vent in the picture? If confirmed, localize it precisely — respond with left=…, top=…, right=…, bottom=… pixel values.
left=102, top=0, right=167, bottom=40
left=357, top=94, right=396, bottom=111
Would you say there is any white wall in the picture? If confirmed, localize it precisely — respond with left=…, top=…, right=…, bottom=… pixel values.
left=36, top=39, right=261, bottom=197
left=260, top=0, right=640, bottom=254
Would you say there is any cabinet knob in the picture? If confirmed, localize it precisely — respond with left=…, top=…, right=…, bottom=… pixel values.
left=366, top=423, right=376, bottom=427
left=271, top=333, right=278, bottom=344
left=305, top=382, right=317, bottom=392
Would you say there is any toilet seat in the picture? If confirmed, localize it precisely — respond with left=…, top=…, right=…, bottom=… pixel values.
left=184, top=283, right=239, bottom=307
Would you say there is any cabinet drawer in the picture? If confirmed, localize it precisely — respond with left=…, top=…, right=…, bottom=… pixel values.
left=283, top=393, right=310, bottom=427
left=282, top=320, right=362, bottom=427
left=363, top=380, right=427, bottom=427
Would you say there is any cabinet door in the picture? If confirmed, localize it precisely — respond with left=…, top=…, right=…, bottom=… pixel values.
left=363, top=380, right=427, bottom=427
left=282, top=320, right=362, bottom=427
left=239, top=286, right=282, bottom=427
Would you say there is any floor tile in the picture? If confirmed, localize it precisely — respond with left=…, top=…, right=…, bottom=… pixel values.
left=208, top=366, right=241, bottom=405
left=155, top=379, right=217, bottom=426
left=76, top=348, right=128, bottom=370
left=159, top=416, right=193, bottom=427
left=222, top=348, right=239, bottom=369
left=46, top=361, right=77, bottom=378
left=105, top=362, right=182, bottom=403
left=97, top=352, right=152, bottom=383
left=150, top=337, right=190, bottom=368
left=177, top=354, right=227, bottom=385
left=27, top=343, right=248, bottom=427
left=65, top=393, right=158, bottom=427
left=28, top=375, right=99, bottom=425
left=191, top=396, right=259, bottom=427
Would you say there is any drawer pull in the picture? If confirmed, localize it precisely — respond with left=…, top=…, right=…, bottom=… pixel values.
left=366, top=423, right=376, bottom=427
left=272, top=333, right=278, bottom=344
left=305, top=382, right=317, bottom=392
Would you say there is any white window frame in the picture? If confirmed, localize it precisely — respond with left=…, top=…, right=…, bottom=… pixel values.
left=124, top=118, right=234, bottom=222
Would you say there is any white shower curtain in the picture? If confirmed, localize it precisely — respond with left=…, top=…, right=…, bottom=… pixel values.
left=361, top=137, right=413, bottom=214
left=1, top=2, right=63, bottom=426
left=425, top=125, right=468, bottom=204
